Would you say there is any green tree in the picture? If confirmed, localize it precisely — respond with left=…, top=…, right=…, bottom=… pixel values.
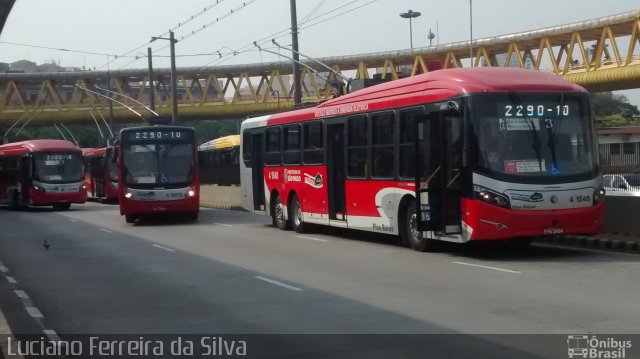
left=591, top=92, right=640, bottom=127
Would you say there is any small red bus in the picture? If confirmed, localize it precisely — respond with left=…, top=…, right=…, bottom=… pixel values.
left=118, top=126, right=199, bottom=223
left=83, top=146, right=119, bottom=203
left=0, top=139, right=87, bottom=210
left=240, top=68, right=605, bottom=251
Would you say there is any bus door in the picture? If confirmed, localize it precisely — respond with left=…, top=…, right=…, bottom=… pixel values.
left=251, top=132, right=266, bottom=211
left=91, top=156, right=105, bottom=197
left=327, top=122, right=346, bottom=220
left=415, top=108, right=463, bottom=235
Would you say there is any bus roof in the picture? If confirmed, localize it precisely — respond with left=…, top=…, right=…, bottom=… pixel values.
left=199, top=135, right=240, bottom=151
left=257, top=68, right=586, bottom=126
left=82, top=147, right=108, bottom=157
left=0, top=139, right=81, bottom=155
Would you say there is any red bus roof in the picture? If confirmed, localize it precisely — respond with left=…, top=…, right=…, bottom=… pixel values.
left=0, top=139, right=82, bottom=155
left=82, top=147, right=108, bottom=157
left=266, top=68, right=586, bottom=126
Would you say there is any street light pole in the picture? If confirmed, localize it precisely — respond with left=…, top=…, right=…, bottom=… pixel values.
left=400, top=10, right=422, bottom=50
left=150, top=31, right=179, bottom=124
left=147, top=47, right=155, bottom=112
left=289, top=0, right=302, bottom=107
left=169, top=31, right=178, bottom=124
left=469, top=0, right=474, bottom=67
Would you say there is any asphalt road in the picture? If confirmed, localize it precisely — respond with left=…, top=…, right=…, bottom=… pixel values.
left=0, top=203, right=638, bottom=358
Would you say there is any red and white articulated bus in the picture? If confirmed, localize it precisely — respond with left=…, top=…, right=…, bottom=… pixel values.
left=118, top=126, right=199, bottom=223
left=83, top=146, right=119, bottom=203
left=240, top=68, right=605, bottom=251
left=0, top=139, right=87, bottom=210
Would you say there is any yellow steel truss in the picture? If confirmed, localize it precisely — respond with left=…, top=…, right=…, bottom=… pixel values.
left=1, top=10, right=640, bottom=125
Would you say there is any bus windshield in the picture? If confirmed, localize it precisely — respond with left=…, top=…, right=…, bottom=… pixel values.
left=470, top=93, right=598, bottom=183
left=122, top=143, right=194, bottom=186
left=33, top=152, right=84, bottom=183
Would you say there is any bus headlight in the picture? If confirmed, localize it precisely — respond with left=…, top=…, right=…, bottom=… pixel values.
left=474, top=185, right=511, bottom=209
left=188, top=189, right=196, bottom=197
left=124, top=192, right=133, bottom=199
left=593, top=187, right=606, bottom=204
left=33, top=185, right=46, bottom=192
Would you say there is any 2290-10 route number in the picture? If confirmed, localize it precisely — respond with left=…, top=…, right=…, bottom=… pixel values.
left=570, top=195, right=591, bottom=203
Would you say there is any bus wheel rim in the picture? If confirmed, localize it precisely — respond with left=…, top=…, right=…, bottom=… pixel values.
left=409, top=213, right=420, bottom=241
left=275, top=198, right=285, bottom=224
left=294, top=202, right=302, bottom=226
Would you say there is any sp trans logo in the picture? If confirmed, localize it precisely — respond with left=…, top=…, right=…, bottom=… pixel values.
left=567, top=335, right=632, bottom=358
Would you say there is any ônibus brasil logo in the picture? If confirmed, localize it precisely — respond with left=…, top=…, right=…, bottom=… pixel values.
left=567, top=335, right=632, bottom=359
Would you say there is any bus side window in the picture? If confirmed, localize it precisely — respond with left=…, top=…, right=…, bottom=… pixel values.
left=371, top=112, right=395, bottom=178
left=398, top=109, right=426, bottom=179
left=347, top=115, right=368, bottom=178
left=242, top=131, right=252, bottom=168
left=265, top=127, right=281, bottom=166
left=303, top=122, right=324, bottom=164
left=283, top=124, right=301, bottom=165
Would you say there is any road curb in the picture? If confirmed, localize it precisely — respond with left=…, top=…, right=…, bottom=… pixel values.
left=537, top=235, right=640, bottom=254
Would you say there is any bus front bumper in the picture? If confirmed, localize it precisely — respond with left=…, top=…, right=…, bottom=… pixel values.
left=461, top=199, right=605, bottom=241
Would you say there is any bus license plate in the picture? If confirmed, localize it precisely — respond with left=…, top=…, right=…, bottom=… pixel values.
left=543, top=227, right=564, bottom=235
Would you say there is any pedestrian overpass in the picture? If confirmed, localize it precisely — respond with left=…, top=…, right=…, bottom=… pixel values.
left=1, top=9, right=639, bottom=125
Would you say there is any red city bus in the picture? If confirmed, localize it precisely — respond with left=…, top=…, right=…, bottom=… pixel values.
left=118, top=126, right=199, bottom=223
left=0, top=139, right=87, bottom=210
left=240, top=68, right=605, bottom=251
left=83, top=146, right=119, bottom=203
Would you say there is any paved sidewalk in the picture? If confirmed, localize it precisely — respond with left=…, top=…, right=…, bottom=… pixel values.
left=537, top=232, right=640, bottom=253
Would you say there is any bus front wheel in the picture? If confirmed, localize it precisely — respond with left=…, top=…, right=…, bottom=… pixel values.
left=125, top=214, right=136, bottom=224
left=272, top=194, right=291, bottom=230
left=403, top=202, right=438, bottom=252
left=290, top=194, right=306, bottom=234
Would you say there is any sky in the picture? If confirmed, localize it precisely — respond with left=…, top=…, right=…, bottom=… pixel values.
left=0, top=0, right=639, bottom=105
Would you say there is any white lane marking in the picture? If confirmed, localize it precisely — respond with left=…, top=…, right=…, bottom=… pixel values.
left=68, top=218, right=78, bottom=223
left=296, top=235, right=329, bottom=243
left=25, top=306, right=43, bottom=318
left=6, top=276, right=17, bottom=284
left=0, top=266, right=8, bottom=273
left=453, top=261, right=522, bottom=274
left=152, top=244, right=175, bottom=252
left=100, top=228, right=113, bottom=233
left=255, top=276, right=303, bottom=292
left=214, top=222, right=233, bottom=227
left=14, top=290, right=29, bottom=299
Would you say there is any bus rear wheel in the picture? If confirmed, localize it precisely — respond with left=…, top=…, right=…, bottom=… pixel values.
left=53, top=203, right=71, bottom=211
left=10, top=191, right=21, bottom=209
left=290, top=194, right=306, bottom=233
left=125, top=214, right=137, bottom=224
left=272, top=194, right=291, bottom=230
left=403, top=202, right=438, bottom=252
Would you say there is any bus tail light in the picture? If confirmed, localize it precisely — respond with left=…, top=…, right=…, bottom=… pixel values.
left=593, top=187, right=606, bottom=204
left=474, top=185, right=511, bottom=209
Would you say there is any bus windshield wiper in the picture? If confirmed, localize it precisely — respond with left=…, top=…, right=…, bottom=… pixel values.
left=545, top=93, right=565, bottom=174
left=508, top=93, right=543, bottom=171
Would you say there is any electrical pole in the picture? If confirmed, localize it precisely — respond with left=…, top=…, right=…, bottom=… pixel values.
left=169, top=31, right=178, bottom=124
left=469, top=0, right=474, bottom=67
left=147, top=47, right=155, bottom=112
left=289, top=0, right=302, bottom=107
